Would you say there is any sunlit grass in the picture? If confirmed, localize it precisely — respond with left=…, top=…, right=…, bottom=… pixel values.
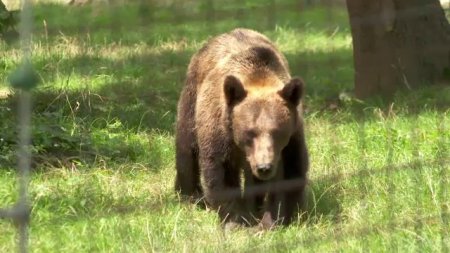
left=1, top=0, right=449, bottom=252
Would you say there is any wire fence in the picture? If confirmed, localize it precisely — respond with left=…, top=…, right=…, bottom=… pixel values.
left=0, top=0, right=35, bottom=252
left=0, top=0, right=449, bottom=252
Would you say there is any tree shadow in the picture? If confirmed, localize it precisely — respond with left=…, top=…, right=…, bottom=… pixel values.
left=2, top=37, right=448, bottom=171
left=2, top=1, right=448, bottom=172
left=30, top=186, right=181, bottom=224
left=1, top=47, right=195, bottom=170
left=26, top=43, right=448, bottom=134
left=286, top=50, right=450, bottom=119
left=29, top=49, right=194, bottom=132
left=28, top=2, right=350, bottom=43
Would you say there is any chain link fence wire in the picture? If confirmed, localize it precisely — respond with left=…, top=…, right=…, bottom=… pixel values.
left=1, top=0, right=449, bottom=251
left=0, top=0, right=36, bottom=252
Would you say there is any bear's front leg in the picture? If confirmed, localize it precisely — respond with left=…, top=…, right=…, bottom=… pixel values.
left=199, top=153, right=246, bottom=226
left=262, top=165, right=286, bottom=228
left=281, top=130, right=309, bottom=225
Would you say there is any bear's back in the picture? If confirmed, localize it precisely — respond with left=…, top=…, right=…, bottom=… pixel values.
left=188, top=28, right=290, bottom=88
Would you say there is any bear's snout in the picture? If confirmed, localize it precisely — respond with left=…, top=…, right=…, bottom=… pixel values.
left=255, top=163, right=274, bottom=179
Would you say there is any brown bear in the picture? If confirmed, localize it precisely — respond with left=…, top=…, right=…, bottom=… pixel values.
left=175, top=28, right=309, bottom=228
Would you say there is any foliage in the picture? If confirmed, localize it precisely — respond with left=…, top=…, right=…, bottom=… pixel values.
left=0, top=1, right=449, bottom=252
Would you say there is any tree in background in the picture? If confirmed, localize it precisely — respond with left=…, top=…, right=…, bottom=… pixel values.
left=346, top=0, right=450, bottom=98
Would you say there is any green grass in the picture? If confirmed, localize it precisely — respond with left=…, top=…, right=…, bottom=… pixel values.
left=1, top=1, right=450, bottom=252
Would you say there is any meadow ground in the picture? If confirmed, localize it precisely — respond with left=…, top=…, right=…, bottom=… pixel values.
left=1, top=1, right=449, bottom=252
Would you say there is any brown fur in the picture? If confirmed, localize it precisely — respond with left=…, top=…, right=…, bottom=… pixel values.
left=175, top=28, right=309, bottom=227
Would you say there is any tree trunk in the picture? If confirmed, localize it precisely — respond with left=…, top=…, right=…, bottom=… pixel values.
left=346, top=0, right=450, bottom=98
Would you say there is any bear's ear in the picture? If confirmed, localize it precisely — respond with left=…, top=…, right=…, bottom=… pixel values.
left=224, top=75, right=247, bottom=107
left=278, top=78, right=304, bottom=106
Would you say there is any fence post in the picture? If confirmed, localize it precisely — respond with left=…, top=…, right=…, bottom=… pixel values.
left=0, top=0, right=37, bottom=252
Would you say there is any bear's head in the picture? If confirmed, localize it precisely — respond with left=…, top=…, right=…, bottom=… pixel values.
left=224, top=74, right=304, bottom=181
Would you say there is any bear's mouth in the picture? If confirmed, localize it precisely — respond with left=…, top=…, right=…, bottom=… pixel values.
left=252, top=165, right=276, bottom=181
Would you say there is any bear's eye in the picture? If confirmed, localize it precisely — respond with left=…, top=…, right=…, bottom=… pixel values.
left=243, top=130, right=257, bottom=146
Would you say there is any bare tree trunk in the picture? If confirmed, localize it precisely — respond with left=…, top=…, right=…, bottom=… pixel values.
left=346, top=0, right=450, bottom=98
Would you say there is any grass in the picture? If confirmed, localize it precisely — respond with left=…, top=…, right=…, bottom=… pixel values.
left=1, top=0, right=450, bottom=252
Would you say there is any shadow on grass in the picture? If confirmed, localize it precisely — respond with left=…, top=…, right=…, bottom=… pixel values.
left=25, top=46, right=355, bottom=132
left=304, top=177, right=343, bottom=224
left=29, top=2, right=350, bottom=43
left=2, top=42, right=449, bottom=171
left=31, top=50, right=193, bottom=132
left=27, top=46, right=449, bottom=132
left=1, top=46, right=193, bottom=170
left=2, top=1, right=449, bottom=171
left=32, top=189, right=180, bottom=223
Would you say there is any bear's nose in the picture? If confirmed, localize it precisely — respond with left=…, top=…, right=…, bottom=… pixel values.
left=256, top=163, right=272, bottom=175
